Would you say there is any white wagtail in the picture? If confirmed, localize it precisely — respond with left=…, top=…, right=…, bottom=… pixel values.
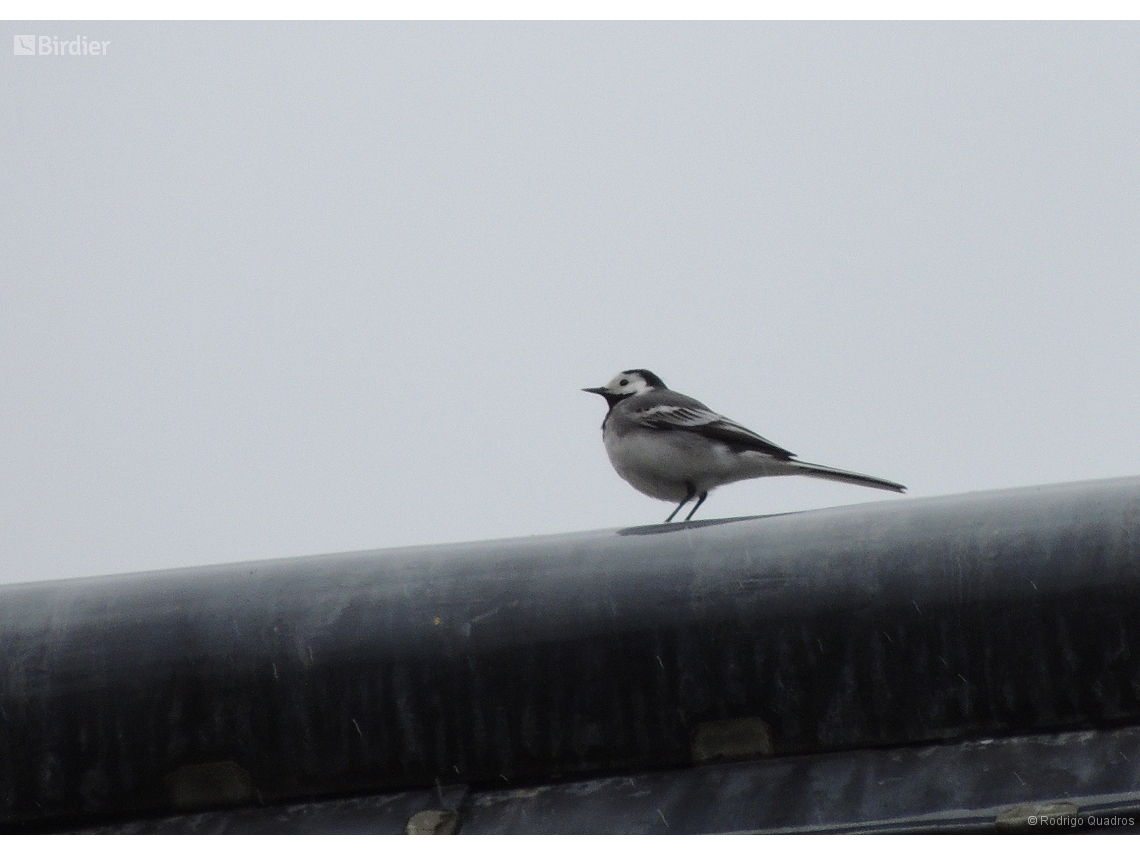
left=584, top=369, right=905, bottom=523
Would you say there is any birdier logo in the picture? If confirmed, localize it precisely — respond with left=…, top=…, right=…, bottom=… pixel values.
left=13, top=34, right=110, bottom=56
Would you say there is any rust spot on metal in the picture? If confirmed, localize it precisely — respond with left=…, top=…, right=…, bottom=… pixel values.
left=691, top=717, right=772, bottom=763
left=994, top=801, right=1078, bottom=830
left=164, top=761, right=253, bottom=811
left=405, top=809, right=460, bottom=834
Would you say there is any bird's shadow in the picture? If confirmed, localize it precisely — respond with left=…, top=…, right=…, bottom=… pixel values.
left=616, top=511, right=801, bottom=537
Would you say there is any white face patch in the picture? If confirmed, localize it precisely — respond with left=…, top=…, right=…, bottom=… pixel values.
left=607, top=372, right=651, bottom=396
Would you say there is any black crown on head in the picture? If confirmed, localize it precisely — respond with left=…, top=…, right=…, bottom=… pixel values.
left=625, top=369, right=667, bottom=389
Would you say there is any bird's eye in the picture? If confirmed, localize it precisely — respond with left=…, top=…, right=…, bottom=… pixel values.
left=619, top=379, right=629, bottom=386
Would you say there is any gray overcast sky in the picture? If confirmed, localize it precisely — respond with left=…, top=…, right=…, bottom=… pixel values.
left=3, top=22, right=1139, bottom=585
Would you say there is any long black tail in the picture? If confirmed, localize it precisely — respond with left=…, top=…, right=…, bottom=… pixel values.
left=789, top=460, right=906, bottom=493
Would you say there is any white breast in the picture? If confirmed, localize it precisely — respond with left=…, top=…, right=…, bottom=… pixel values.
left=602, top=424, right=789, bottom=502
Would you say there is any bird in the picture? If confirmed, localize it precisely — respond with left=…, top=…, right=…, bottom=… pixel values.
left=584, top=369, right=905, bottom=523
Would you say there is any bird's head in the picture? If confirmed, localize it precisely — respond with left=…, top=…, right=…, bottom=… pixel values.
left=583, top=369, right=667, bottom=405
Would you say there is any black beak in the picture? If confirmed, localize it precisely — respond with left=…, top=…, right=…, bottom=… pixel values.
left=582, top=387, right=608, bottom=396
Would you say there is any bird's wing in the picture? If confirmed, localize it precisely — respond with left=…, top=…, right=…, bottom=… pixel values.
left=630, top=404, right=796, bottom=460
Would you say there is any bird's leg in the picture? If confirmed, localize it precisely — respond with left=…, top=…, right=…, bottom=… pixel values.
left=665, top=484, right=697, bottom=523
left=664, top=498, right=689, bottom=523
left=684, top=491, right=708, bottom=521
